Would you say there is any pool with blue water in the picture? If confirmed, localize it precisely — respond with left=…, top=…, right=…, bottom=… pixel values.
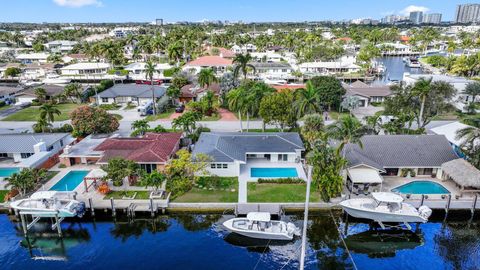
left=0, top=168, right=20, bottom=178
left=392, top=180, right=450, bottom=194
left=49, top=170, right=89, bottom=191
left=251, top=167, right=298, bottom=178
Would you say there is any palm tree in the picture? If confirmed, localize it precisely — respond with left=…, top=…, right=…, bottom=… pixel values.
left=34, top=87, right=47, bottom=104
left=227, top=87, right=246, bottom=131
left=327, top=115, right=366, bottom=157
left=145, top=60, right=159, bottom=115
left=233, top=53, right=255, bottom=81
left=33, top=117, right=52, bottom=133
left=198, top=68, right=217, bottom=89
left=39, top=103, right=61, bottom=123
left=64, top=83, right=83, bottom=103
left=167, top=42, right=183, bottom=65
left=456, top=121, right=480, bottom=168
left=294, top=81, right=319, bottom=117
left=412, top=78, right=433, bottom=127
left=131, top=119, right=150, bottom=136
left=5, top=170, right=35, bottom=196
left=463, top=81, right=480, bottom=113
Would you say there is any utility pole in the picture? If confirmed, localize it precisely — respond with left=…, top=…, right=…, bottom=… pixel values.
left=299, top=165, right=312, bottom=269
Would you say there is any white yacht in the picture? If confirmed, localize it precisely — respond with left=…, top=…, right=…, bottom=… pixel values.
left=405, top=57, right=421, bottom=68
left=10, top=191, right=86, bottom=218
left=42, top=74, right=71, bottom=84
left=223, top=212, right=300, bottom=240
left=339, top=192, right=432, bottom=229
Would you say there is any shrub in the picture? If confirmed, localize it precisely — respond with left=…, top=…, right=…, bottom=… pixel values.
left=163, top=67, right=180, bottom=77
left=52, top=124, right=73, bottom=133
left=0, top=101, right=5, bottom=107
left=196, top=176, right=236, bottom=189
left=257, top=178, right=304, bottom=184
left=58, top=164, right=66, bottom=168
left=4, top=189, right=19, bottom=202
left=98, top=183, right=111, bottom=194
left=70, top=105, right=119, bottom=137
left=400, top=168, right=416, bottom=177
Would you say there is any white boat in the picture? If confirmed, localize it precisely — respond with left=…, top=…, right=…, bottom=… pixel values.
left=10, top=191, right=86, bottom=218
left=405, top=57, right=421, bottom=68
left=42, top=74, right=71, bottom=84
left=223, top=212, right=300, bottom=240
left=339, top=192, right=432, bottom=229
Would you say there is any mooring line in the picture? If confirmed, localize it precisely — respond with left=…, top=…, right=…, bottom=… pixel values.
left=329, top=209, right=358, bottom=270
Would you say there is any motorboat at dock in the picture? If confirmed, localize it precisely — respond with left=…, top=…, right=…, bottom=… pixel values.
left=10, top=191, right=86, bottom=218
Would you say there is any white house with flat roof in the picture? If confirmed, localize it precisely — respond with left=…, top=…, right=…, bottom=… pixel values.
left=60, top=62, right=111, bottom=79
left=124, top=62, right=173, bottom=80
left=15, top=52, right=50, bottom=64
left=44, top=40, right=78, bottom=53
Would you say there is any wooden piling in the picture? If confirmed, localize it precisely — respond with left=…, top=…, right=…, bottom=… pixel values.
left=55, top=213, right=62, bottom=237
left=472, top=195, right=478, bottom=217
left=20, top=214, right=27, bottom=236
left=110, top=198, right=116, bottom=217
left=445, top=194, right=452, bottom=214
left=150, top=198, right=155, bottom=217
left=89, top=198, right=95, bottom=217
left=420, top=194, right=425, bottom=206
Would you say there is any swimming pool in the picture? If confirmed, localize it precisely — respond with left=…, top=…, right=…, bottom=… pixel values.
left=392, top=180, right=450, bottom=194
left=251, top=167, right=298, bottom=178
left=49, top=170, right=89, bottom=191
left=0, top=168, right=20, bottom=178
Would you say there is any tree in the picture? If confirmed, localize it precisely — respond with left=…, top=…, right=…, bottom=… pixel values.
left=340, top=96, right=360, bottom=115
left=456, top=122, right=480, bottom=169
left=165, top=149, right=211, bottom=198
left=357, top=43, right=381, bottom=68
left=71, top=106, right=120, bottom=137
left=32, top=42, right=44, bottom=52
left=64, top=83, right=83, bottom=103
left=233, top=53, right=255, bottom=80
left=34, top=87, right=47, bottom=104
left=294, top=81, right=320, bottom=117
left=39, top=103, right=61, bottom=123
left=33, top=117, right=52, bottom=133
left=300, top=113, right=325, bottom=150
left=463, top=82, right=480, bottom=114
left=219, top=72, right=239, bottom=104
left=145, top=60, right=159, bottom=115
left=131, top=119, right=150, bottom=136
left=3, top=67, right=21, bottom=78
left=5, top=169, right=36, bottom=196
left=309, top=76, right=346, bottom=111
left=411, top=78, right=432, bottom=127
left=259, top=90, right=298, bottom=131
left=166, top=86, right=181, bottom=105
left=307, top=140, right=347, bottom=202
left=197, top=68, right=217, bottom=89
left=140, top=171, right=166, bottom=194
left=101, top=158, right=138, bottom=186
left=172, top=111, right=201, bottom=136
left=327, top=115, right=366, bottom=157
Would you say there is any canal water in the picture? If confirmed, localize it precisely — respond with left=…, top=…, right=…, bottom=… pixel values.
left=0, top=211, right=479, bottom=270
left=373, top=56, right=425, bottom=85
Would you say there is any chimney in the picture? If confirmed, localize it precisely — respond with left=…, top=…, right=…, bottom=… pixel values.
left=33, top=141, right=47, bottom=153
left=64, top=145, right=71, bottom=154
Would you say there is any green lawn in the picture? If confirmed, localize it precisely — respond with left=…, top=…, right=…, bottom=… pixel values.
left=111, top=113, right=123, bottom=120
left=202, top=114, right=221, bottom=121
left=145, top=108, right=175, bottom=121
left=247, top=183, right=321, bottom=203
left=328, top=111, right=350, bottom=121
left=0, top=105, right=11, bottom=111
left=0, top=190, right=9, bottom=202
left=174, top=176, right=238, bottom=202
left=104, top=190, right=150, bottom=200
left=2, top=103, right=82, bottom=121
left=98, top=104, right=121, bottom=111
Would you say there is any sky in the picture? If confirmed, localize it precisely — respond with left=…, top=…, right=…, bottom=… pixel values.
left=0, top=0, right=470, bottom=23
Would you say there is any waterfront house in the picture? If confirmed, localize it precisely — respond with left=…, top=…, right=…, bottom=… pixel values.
left=0, top=133, right=74, bottom=168
left=343, top=81, right=392, bottom=107
left=124, top=62, right=173, bottom=80
left=192, top=132, right=306, bottom=179
left=97, top=84, right=168, bottom=105
left=183, top=56, right=233, bottom=75
left=299, top=56, right=360, bottom=75
left=15, top=52, right=50, bottom=64
left=429, top=121, right=473, bottom=157
left=342, top=135, right=458, bottom=187
left=60, top=62, right=111, bottom=79
left=249, top=62, right=293, bottom=80
left=15, top=84, right=66, bottom=104
left=180, top=83, right=220, bottom=103
left=62, top=53, right=90, bottom=63
left=94, top=133, right=182, bottom=173
left=59, top=134, right=111, bottom=166
left=44, top=40, right=78, bottom=53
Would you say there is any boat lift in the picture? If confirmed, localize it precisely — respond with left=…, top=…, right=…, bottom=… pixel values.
left=18, top=210, right=64, bottom=237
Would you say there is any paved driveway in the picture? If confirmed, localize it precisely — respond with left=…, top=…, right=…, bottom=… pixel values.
left=0, top=106, right=22, bottom=119
left=352, top=106, right=384, bottom=122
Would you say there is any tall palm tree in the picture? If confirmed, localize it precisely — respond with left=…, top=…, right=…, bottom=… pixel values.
left=412, top=78, right=433, bottom=127
left=131, top=119, right=150, bottom=136
left=5, top=169, right=35, bottom=196
left=167, top=42, right=183, bottom=65
left=64, top=83, right=83, bottom=103
left=39, top=103, right=61, bottom=123
left=294, top=81, right=319, bottom=117
left=456, top=120, right=480, bottom=168
left=198, top=68, right=217, bottom=89
left=33, top=117, right=52, bottom=133
left=34, top=87, right=47, bottom=104
left=233, top=53, right=255, bottom=81
left=227, top=87, right=246, bottom=131
left=327, top=115, right=366, bottom=157
left=145, top=60, right=158, bottom=115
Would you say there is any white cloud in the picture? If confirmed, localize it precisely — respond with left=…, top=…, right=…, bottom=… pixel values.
left=400, top=5, right=430, bottom=16
left=53, top=0, right=103, bottom=8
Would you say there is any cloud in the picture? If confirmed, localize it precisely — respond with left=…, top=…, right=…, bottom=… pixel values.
left=53, top=0, right=103, bottom=8
left=400, top=5, right=429, bottom=16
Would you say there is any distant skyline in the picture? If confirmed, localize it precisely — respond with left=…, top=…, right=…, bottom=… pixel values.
left=0, top=0, right=475, bottom=23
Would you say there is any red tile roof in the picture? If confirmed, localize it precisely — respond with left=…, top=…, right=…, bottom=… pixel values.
left=94, top=133, right=182, bottom=164
left=186, top=56, right=233, bottom=67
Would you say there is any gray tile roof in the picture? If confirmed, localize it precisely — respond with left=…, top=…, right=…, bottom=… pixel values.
left=98, top=84, right=167, bottom=99
left=0, top=133, right=70, bottom=153
left=344, top=135, right=458, bottom=169
left=192, top=132, right=304, bottom=162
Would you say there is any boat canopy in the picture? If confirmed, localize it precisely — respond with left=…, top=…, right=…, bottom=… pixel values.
left=30, top=191, right=75, bottom=200
left=372, top=192, right=403, bottom=204
left=246, top=212, right=271, bottom=222
left=347, top=168, right=383, bottom=184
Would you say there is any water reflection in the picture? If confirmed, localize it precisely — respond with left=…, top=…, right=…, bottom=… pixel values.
left=343, top=229, right=423, bottom=258
left=224, top=232, right=291, bottom=253
left=172, top=213, right=223, bottom=231
left=110, top=216, right=170, bottom=242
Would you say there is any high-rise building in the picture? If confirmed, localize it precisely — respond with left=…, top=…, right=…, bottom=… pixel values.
left=455, top=4, right=480, bottom=23
left=409, top=11, right=423, bottom=24
left=381, top=15, right=405, bottom=24
left=423, top=13, right=442, bottom=24
left=155, top=18, right=163, bottom=26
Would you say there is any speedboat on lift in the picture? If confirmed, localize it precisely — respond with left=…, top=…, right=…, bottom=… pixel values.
left=10, top=191, right=86, bottom=218
left=339, top=192, right=432, bottom=230
left=223, top=212, right=300, bottom=240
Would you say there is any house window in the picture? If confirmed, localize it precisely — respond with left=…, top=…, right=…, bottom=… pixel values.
left=211, top=164, right=216, bottom=169
left=222, top=164, right=228, bottom=169
left=21, top=153, right=33, bottom=159
left=278, top=154, right=288, bottom=161
left=211, top=163, right=228, bottom=169
left=47, top=145, right=54, bottom=151
left=102, top=98, right=109, bottom=103
left=60, top=140, right=64, bottom=147
left=418, top=168, right=434, bottom=176
left=140, top=164, right=157, bottom=173
left=0, top=153, right=7, bottom=157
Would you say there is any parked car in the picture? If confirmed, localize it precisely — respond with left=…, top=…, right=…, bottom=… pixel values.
left=175, top=104, right=185, bottom=113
